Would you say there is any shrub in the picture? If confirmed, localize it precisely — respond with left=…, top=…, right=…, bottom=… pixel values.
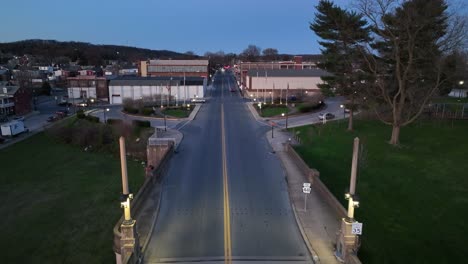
left=141, top=107, right=154, bottom=116
left=298, top=104, right=314, bottom=113
left=85, top=115, right=100, bottom=123
left=76, top=110, right=85, bottom=119
left=107, top=119, right=123, bottom=125
left=132, top=120, right=151, bottom=128
left=124, top=107, right=138, bottom=114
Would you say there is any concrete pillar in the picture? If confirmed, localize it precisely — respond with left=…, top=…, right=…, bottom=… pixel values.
left=147, top=142, right=172, bottom=177
left=120, top=220, right=140, bottom=264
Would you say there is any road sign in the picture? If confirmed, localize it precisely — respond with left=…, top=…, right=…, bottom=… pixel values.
left=302, top=187, right=311, bottom=194
left=303, top=183, right=311, bottom=188
left=351, top=222, right=363, bottom=235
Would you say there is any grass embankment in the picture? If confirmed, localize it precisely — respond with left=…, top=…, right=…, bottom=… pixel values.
left=0, top=133, right=145, bottom=263
left=293, top=120, right=468, bottom=263
left=254, top=104, right=289, bottom=117
left=163, top=108, right=191, bottom=118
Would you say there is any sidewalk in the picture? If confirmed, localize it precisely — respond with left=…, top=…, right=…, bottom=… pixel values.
left=267, top=129, right=341, bottom=264
left=245, top=94, right=343, bottom=263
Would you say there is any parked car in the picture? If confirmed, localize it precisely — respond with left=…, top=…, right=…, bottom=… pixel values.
left=78, top=102, right=88, bottom=107
left=191, top=98, right=206, bottom=103
left=47, top=116, right=58, bottom=122
left=318, top=112, right=335, bottom=120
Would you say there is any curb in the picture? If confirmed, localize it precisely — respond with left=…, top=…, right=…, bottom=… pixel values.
left=291, top=204, right=321, bottom=264
left=141, top=183, right=163, bottom=253
left=265, top=131, right=320, bottom=264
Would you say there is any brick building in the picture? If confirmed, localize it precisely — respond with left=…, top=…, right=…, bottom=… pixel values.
left=0, top=82, right=32, bottom=116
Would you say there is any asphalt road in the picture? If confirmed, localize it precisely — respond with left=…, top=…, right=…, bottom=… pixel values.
left=143, top=71, right=311, bottom=263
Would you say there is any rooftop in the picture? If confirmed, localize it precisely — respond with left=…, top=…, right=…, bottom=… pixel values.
left=148, top=59, right=209, bottom=66
left=247, top=68, right=330, bottom=77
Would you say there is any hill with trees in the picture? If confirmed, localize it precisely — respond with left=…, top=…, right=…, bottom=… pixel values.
left=0, top=39, right=197, bottom=65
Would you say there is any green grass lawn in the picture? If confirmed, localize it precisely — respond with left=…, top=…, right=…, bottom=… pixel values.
left=293, top=120, right=468, bottom=263
left=258, top=105, right=289, bottom=117
left=162, top=108, right=192, bottom=118
left=0, top=133, right=145, bottom=263
left=432, top=97, right=468, bottom=104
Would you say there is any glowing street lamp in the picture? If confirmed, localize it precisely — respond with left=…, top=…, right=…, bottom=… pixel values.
left=103, top=107, right=110, bottom=124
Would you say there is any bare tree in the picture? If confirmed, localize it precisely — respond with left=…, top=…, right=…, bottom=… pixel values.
left=357, top=0, right=466, bottom=145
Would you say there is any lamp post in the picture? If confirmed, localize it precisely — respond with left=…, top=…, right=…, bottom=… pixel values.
left=164, top=113, right=167, bottom=132
left=269, top=91, right=272, bottom=104
left=258, top=102, right=262, bottom=116
left=271, top=122, right=274, bottom=138
left=103, top=107, right=110, bottom=124
left=282, top=111, right=289, bottom=129
left=340, top=104, right=346, bottom=119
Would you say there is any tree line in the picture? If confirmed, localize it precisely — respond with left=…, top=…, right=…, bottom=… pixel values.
left=0, top=39, right=196, bottom=66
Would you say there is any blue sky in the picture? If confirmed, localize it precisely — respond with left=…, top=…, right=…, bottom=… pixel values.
left=1, top=0, right=351, bottom=55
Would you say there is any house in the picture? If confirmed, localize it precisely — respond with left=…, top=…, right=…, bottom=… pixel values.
left=139, top=59, right=209, bottom=78
left=0, top=68, right=11, bottom=81
left=244, top=68, right=330, bottom=99
left=108, top=76, right=207, bottom=104
left=0, top=82, right=32, bottom=116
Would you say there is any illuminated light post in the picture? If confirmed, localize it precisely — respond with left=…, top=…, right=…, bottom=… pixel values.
left=282, top=112, right=289, bottom=129
left=340, top=104, right=346, bottom=119
left=103, top=107, right=110, bottom=124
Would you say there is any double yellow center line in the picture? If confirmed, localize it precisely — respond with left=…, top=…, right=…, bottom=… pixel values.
left=221, top=104, right=232, bottom=264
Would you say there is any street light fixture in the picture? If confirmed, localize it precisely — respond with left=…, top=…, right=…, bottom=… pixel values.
left=103, top=107, right=110, bottom=124
left=340, top=104, right=346, bottom=119
left=282, top=111, right=289, bottom=129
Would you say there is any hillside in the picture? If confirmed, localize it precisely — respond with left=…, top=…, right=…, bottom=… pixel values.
left=0, top=39, right=197, bottom=65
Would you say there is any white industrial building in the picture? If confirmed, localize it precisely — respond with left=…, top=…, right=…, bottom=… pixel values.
left=108, top=76, right=207, bottom=104
left=245, top=69, right=330, bottom=98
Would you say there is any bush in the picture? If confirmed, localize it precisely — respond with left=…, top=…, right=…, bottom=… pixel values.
left=85, top=115, right=100, bottom=123
left=76, top=110, right=85, bottom=119
left=141, top=107, right=154, bottom=116
left=298, top=102, right=323, bottom=113
left=132, top=120, right=151, bottom=128
left=124, top=107, right=138, bottom=114
left=107, top=119, right=123, bottom=125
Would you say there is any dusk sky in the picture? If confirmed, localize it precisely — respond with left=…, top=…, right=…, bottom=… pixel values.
left=1, top=0, right=352, bottom=55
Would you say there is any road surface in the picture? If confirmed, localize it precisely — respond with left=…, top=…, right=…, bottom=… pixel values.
left=143, top=71, right=311, bottom=263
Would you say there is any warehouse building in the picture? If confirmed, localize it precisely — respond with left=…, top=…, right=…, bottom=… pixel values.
left=108, top=76, right=207, bottom=104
